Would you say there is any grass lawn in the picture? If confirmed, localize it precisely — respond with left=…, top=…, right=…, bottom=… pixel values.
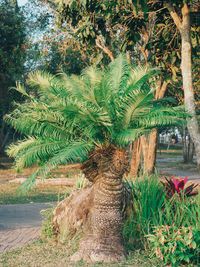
left=0, top=240, right=164, bottom=267
left=0, top=161, right=81, bottom=204
left=0, top=183, right=72, bottom=204
left=156, top=150, right=183, bottom=159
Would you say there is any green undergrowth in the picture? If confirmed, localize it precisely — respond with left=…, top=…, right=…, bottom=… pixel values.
left=123, top=174, right=200, bottom=266
left=39, top=173, right=200, bottom=266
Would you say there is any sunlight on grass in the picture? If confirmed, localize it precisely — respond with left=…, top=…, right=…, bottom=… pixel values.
left=0, top=241, right=163, bottom=267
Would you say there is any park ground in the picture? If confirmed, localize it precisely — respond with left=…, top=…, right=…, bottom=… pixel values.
left=0, top=146, right=199, bottom=266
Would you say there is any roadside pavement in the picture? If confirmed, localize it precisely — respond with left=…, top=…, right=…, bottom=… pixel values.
left=0, top=202, right=55, bottom=254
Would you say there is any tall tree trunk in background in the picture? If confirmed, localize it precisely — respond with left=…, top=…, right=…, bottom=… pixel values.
left=129, top=14, right=169, bottom=177
left=70, top=145, right=128, bottom=262
left=139, top=80, right=168, bottom=176
left=166, top=2, right=200, bottom=170
left=146, top=80, right=168, bottom=174
left=183, top=126, right=194, bottom=163
left=129, top=138, right=141, bottom=177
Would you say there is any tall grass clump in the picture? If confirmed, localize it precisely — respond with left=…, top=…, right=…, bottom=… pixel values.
left=157, top=191, right=200, bottom=228
left=123, top=173, right=166, bottom=249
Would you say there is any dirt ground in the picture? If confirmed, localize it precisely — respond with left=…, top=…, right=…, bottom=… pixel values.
left=0, top=156, right=81, bottom=184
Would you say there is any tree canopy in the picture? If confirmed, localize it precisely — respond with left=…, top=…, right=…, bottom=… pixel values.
left=0, top=0, right=27, bottom=153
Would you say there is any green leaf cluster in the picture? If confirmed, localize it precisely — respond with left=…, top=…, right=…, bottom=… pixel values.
left=147, top=223, right=200, bottom=266
left=6, top=55, right=186, bottom=188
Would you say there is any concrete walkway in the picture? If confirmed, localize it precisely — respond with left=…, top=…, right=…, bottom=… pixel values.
left=0, top=202, right=55, bottom=254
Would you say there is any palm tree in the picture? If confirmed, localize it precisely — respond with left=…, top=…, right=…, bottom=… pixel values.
left=6, top=55, right=186, bottom=262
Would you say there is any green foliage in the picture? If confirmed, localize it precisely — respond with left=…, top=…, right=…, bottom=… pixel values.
left=0, top=0, right=26, bottom=79
left=157, top=191, right=200, bottom=229
left=41, top=204, right=57, bottom=240
left=0, top=0, right=27, bottom=152
left=123, top=173, right=200, bottom=265
left=123, top=174, right=166, bottom=249
left=147, top=224, right=200, bottom=266
left=6, top=55, right=186, bottom=190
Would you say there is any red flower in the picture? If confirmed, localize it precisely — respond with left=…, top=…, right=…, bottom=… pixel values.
left=172, top=176, right=187, bottom=192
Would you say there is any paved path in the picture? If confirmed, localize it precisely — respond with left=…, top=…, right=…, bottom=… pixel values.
left=0, top=227, right=40, bottom=254
left=156, top=157, right=200, bottom=184
left=158, top=168, right=200, bottom=183
left=0, top=202, right=55, bottom=254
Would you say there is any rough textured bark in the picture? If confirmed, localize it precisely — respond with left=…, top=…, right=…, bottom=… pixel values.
left=55, top=145, right=129, bottom=262
left=0, top=74, right=10, bottom=155
left=0, top=120, right=10, bottom=155
left=140, top=135, right=149, bottom=173
left=166, top=2, right=200, bottom=169
left=147, top=130, right=158, bottom=174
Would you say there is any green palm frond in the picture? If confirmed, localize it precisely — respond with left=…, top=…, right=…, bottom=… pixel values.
left=118, top=89, right=154, bottom=130
left=115, top=128, right=150, bottom=145
left=7, top=137, right=69, bottom=171
left=123, top=66, right=158, bottom=96
left=27, top=71, right=55, bottom=91
left=6, top=54, right=187, bottom=191
left=106, top=54, right=131, bottom=97
left=12, top=82, right=29, bottom=97
left=18, top=141, right=94, bottom=192
left=6, top=137, right=38, bottom=158
left=136, top=106, right=187, bottom=128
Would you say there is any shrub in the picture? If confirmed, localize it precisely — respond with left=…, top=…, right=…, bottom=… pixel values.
left=158, top=190, right=200, bottom=228
left=40, top=204, right=57, bottom=241
left=147, top=188, right=200, bottom=266
left=147, top=224, right=200, bottom=266
left=123, top=175, right=200, bottom=253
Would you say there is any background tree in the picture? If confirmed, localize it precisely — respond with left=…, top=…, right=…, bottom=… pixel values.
left=0, top=0, right=27, bottom=155
left=165, top=0, right=200, bottom=169
left=48, top=0, right=193, bottom=175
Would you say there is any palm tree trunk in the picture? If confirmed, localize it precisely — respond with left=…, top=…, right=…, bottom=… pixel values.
left=71, top=146, right=128, bottom=262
